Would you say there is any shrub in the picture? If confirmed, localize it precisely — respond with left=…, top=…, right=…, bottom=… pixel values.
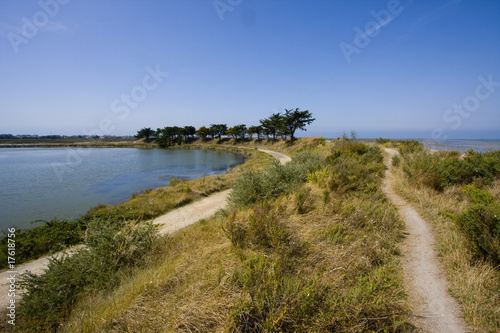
left=327, top=142, right=384, bottom=195
left=456, top=185, right=500, bottom=264
left=397, top=140, right=424, bottom=156
left=376, top=137, right=392, bottom=144
left=230, top=152, right=325, bottom=207
left=17, top=219, right=158, bottom=331
left=0, top=219, right=85, bottom=269
left=400, top=149, right=500, bottom=191
left=392, top=154, right=400, bottom=167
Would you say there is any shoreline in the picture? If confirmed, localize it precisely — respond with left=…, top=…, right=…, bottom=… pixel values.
left=0, top=144, right=252, bottom=231
left=0, top=143, right=275, bottom=270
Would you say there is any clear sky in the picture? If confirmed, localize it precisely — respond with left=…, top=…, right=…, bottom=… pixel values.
left=1, top=0, right=499, bottom=139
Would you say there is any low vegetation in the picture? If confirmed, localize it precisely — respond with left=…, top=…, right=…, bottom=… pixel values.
left=392, top=140, right=500, bottom=332
left=0, top=219, right=85, bottom=270
left=17, top=138, right=415, bottom=332
left=5, top=137, right=497, bottom=332
left=18, top=218, right=158, bottom=331
left=0, top=147, right=270, bottom=270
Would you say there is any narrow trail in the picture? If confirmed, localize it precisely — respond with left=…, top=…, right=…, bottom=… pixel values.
left=0, top=148, right=291, bottom=309
left=383, top=148, right=468, bottom=333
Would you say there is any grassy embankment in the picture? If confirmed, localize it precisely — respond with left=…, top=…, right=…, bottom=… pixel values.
left=0, top=142, right=270, bottom=269
left=390, top=140, right=499, bottom=332
left=6, top=137, right=418, bottom=332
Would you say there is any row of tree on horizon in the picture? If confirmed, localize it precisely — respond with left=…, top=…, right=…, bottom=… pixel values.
left=135, top=108, right=316, bottom=148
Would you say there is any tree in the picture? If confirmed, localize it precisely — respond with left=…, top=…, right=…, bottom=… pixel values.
left=247, top=125, right=263, bottom=140
left=210, top=124, right=228, bottom=141
left=260, top=113, right=283, bottom=141
left=183, top=126, right=196, bottom=139
left=155, top=126, right=184, bottom=147
left=227, top=124, right=247, bottom=140
left=282, top=108, right=315, bottom=142
left=196, top=126, right=210, bottom=140
left=135, top=127, right=155, bottom=141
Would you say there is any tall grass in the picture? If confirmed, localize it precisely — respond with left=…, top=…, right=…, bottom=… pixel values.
left=223, top=139, right=412, bottom=331
left=12, top=138, right=414, bottom=332
left=392, top=141, right=500, bottom=331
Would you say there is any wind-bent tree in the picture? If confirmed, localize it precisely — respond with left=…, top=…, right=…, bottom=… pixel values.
left=135, top=127, right=155, bottom=141
left=227, top=124, right=247, bottom=140
left=247, top=125, right=263, bottom=140
left=183, top=126, right=196, bottom=139
left=210, top=124, right=228, bottom=141
left=282, top=108, right=315, bottom=142
left=196, top=126, right=210, bottom=140
left=260, top=113, right=283, bottom=141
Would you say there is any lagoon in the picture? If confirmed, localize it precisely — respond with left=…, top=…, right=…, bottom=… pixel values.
left=0, top=148, right=244, bottom=231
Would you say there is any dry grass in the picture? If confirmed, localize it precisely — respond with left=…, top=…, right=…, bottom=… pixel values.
left=390, top=165, right=500, bottom=332
left=13, top=138, right=416, bottom=332
left=62, top=218, right=239, bottom=332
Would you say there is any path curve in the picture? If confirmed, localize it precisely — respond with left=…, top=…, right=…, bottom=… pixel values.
left=383, top=148, right=468, bottom=332
left=257, top=149, right=292, bottom=164
left=152, top=149, right=290, bottom=233
left=0, top=148, right=290, bottom=310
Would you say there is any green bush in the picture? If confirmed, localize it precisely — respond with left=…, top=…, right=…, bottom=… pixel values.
left=0, top=219, right=85, bottom=269
left=456, top=185, right=500, bottom=264
left=327, top=142, right=384, bottom=194
left=392, top=154, right=400, bottom=167
left=230, top=152, right=325, bottom=207
left=397, top=140, right=424, bottom=156
left=18, top=219, right=158, bottom=331
left=376, top=137, right=393, bottom=144
left=399, top=148, right=500, bottom=191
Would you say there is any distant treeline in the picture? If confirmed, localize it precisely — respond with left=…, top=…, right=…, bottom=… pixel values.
left=0, top=134, right=133, bottom=140
left=136, top=108, right=315, bottom=148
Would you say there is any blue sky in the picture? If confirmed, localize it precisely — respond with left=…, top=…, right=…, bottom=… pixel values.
left=0, top=0, right=499, bottom=139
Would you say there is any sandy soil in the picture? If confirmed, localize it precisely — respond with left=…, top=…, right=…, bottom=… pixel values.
left=383, top=148, right=468, bottom=332
left=152, top=189, right=232, bottom=234
left=257, top=149, right=292, bottom=164
left=0, top=148, right=291, bottom=310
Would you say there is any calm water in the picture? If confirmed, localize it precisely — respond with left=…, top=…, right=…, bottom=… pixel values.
left=419, top=139, right=500, bottom=153
left=0, top=148, right=244, bottom=231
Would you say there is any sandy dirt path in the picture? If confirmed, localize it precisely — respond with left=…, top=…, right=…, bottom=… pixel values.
left=0, top=148, right=291, bottom=310
left=383, top=148, right=468, bottom=332
left=152, top=150, right=290, bottom=233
